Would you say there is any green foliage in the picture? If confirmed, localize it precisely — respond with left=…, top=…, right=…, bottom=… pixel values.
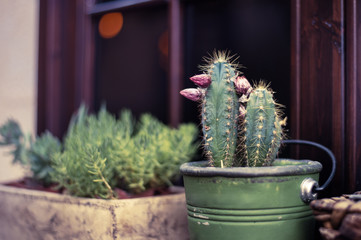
left=0, top=119, right=28, bottom=165
left=51, top=106, right=198, bottom=199
left=0, top=120, right=61, bottom=185
left=28, top=131, right=61, bottom=184
left=200, top=55, right=240, bottom=167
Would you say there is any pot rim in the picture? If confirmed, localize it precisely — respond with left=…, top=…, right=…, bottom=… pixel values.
left=180, top=159, right=322, bottom=177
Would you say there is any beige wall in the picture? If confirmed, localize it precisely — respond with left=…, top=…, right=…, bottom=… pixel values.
left=0, top=0, right=38, bottom=182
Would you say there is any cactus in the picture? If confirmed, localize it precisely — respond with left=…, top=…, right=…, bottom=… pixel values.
left=242, top=83, right=286, bottom=167
left=181, top=51, right=240, bottom=167
left=201, top=53, right=240, bottom=168
left=180, top=51, right=286, bottom=168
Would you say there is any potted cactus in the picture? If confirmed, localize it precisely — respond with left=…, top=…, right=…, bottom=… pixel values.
left=0, top=106, right=198, bottom=240
left=179, top=51, right=330, bottom=240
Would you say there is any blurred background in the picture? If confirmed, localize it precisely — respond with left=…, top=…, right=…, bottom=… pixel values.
left=0, top=0, right=291, bottom=182
left=0, top=0, right=360, bottom=197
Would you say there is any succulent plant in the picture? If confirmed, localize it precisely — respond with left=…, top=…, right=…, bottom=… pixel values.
left=0, top=120, right=61, bottom=185
left=0, top=119, right=28, bottom=165
left=27, top=131, right=61, bottom=184
left=180, top=51, right=286, bottom=167
left=51, top=105, right=199, bottom=199
left=0, top=106, right=198, bottom=198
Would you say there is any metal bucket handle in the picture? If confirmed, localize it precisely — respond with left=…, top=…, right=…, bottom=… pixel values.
left=281, top=139, right=336, bottom=203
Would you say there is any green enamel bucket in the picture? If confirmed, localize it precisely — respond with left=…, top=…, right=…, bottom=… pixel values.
left=180, top=140, right=335, bottom=240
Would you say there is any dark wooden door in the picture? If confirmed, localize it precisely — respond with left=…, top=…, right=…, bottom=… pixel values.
left=291, top=0, right=361, bottom=196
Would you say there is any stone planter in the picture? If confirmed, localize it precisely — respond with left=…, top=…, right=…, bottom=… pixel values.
left=0, top=184, right=189, bottom=240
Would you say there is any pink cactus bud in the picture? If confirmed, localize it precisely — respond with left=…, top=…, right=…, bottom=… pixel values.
left=190, top=74, right=212, bottom=88
left=239, top=104, right=247, bottom=118
left=180, top=88, right=202, bottom=102
left=234, top=76, right=252, bottom=96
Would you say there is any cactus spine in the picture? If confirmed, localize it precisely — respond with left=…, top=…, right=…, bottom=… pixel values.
left=201, top=55, right=240, bottom=167
left=242, top=83, right=285, bottom=167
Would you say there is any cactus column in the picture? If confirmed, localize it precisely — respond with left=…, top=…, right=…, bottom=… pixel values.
left=242, top=84, right=285, bottom=167
left=201, top=56, right=240, bottom=168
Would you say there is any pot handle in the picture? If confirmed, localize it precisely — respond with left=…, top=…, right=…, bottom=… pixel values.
left=281, top=139, right=336, bottom=195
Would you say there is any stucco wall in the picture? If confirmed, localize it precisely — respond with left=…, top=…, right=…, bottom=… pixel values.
left=0, top=0, right=38, bottom=182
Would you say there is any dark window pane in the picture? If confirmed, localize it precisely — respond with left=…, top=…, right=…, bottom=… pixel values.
left=94, top=5, right=168, bottom=122
left=183, top=0, right=290, bottom=123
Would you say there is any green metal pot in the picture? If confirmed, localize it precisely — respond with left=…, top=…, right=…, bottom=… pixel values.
left=180, top=140, right=335, bottom=240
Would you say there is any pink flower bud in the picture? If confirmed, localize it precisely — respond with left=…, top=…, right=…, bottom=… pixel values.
left=234, top=76, right=252, bottom=96
left=239, top=104, right=247, bottom=118
left=180, top=88, right=202, bottom=102
left=190, top=74, right=212, bottom=88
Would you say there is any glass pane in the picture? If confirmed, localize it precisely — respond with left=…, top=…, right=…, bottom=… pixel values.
left=183, top=0, right=290, bottom=123
left=94, top=5, right=168, bottom=122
